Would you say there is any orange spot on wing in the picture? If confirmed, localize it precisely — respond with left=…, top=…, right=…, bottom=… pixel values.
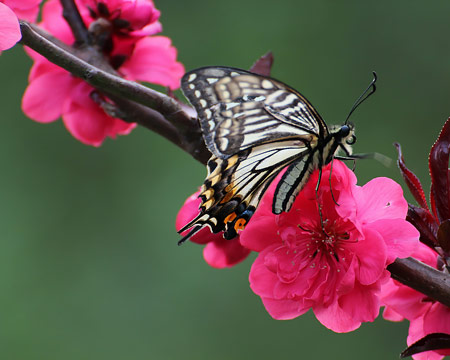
left=234, top=218, right=247, bottom=231
left=224, top=212, right=237, bottom=224
left=220, top=188, right=235, bottom=204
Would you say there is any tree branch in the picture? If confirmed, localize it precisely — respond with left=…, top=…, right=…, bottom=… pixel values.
left=19, top=21, right=210, bottom=164
left=388, top=257, right=450, bottom=308
left=60, top=0, right=91, bottom=45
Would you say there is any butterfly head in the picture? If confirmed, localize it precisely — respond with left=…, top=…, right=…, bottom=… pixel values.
left=332, top=122, right=356, bottom=156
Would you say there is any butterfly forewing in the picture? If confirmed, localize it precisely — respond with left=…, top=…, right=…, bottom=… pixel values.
left=181, top=67, right=328, bottom=159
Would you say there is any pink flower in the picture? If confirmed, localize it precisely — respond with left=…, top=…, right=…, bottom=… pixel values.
left=381, top=243, right=450, bottom=360
left=22, top=0, right=184, bottom=146
left=78, top=0, right=162, bottom=37
left=240, top=160, right=419, bottom=332
left=176, top=191, right=251, bottom=269
left=0, top=3, right=20, bottom=51
left=380, top=118, right=450, bottom=360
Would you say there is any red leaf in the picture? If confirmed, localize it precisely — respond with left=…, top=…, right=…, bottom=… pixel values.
left=429, top=118, right=450, bottom=223
left=430, top=182, right=438, bottom=220
left=401, top=333, right=450, bottom=358
left=407, top=204, right=439, bottom=248
left=249, top=51, right=274, bottom=76
left=437, top=219, right=450, bottom=254
left=395, top=142, right=429, bottom=210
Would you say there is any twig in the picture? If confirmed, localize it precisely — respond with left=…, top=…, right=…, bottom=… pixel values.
left=387, top=257, right=450, bottom=307
left=60, top=0, right=92, bottom=45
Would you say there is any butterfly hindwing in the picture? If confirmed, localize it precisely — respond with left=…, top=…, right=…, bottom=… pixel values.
left=181, top=67, right=328, bottom=159
left=178, top=141, right=312, bottom=239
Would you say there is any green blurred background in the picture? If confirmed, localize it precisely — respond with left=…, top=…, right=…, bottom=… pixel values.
left=0, top=0, right=449, bottom=359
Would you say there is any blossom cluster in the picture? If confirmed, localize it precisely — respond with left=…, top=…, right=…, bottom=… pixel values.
left=178, top=160, right=421, bottom=333
left=3, top=0, right=184, bottom=146
left=380, top=119, right=450, bottom=360
left=177, top=118, right=450, bottom=358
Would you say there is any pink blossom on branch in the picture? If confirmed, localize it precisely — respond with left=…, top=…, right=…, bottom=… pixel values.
left=78, top=0, right=162, bottom=37
left=380, top=118, right=450, bottom=360
left=381, top=243, right=450, bottom=360
left=22, top=0, right=184, bottom=146
left=3, top=0, right=41, bottom=21
left=176, top=191, right=251, bottom=269
left=240, top=161, right=419, bottom=333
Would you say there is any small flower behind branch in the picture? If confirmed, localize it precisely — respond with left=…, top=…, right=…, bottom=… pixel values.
left=381, top=118, right=450, bottom=360
left=21, top=0, right=184, bottom=146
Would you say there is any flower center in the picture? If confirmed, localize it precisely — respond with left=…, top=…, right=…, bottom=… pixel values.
left=296, top=218, right=355, bottom=269
left=267, top=218, right=355, bottom=284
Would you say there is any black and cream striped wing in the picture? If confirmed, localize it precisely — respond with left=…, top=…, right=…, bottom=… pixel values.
left=178, top=140, right=312, bottom=240
left=181, top=66, right=328, bottom=159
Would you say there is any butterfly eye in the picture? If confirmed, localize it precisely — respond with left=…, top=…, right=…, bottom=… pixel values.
left=346, top=135, right=356, bottom=145
left=340, top=125, right=350, bottom=137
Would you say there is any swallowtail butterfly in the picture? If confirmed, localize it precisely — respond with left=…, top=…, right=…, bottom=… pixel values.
left=178, top=67, right=376, bottom=243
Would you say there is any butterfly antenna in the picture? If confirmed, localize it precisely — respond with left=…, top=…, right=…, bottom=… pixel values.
left=345, top=72, right=377, bottom=125
left=178, top=225, right=202, bottom=246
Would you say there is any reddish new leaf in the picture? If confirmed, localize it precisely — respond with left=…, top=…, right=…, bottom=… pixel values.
left=249, top=51, right=274, bottom=77
left=395, top=142, right=429, bottom=210
left=401, top=333, right=450, bottom=358
left=429, top=118, right=450, bottom=223
left=407, top=204, right=439, bottom=248
left=437, top=219, right=450, bottom=254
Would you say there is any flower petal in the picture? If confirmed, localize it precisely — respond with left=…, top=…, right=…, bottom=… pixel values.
left=4, top=0, right=41, bottom=22
left=352, top=177, right=408, bottom=224
left=120, top=36, right=185, bottom=89
left=203, top=238, right=250, bottom=269
left=62, top=82, right=133, bottom=146
left=382, top=306, right=404, bottom=322
left=39, top=0, right=74, bottom=44
left=261, top=297, right=309, bottom=320
left=367, top=218, right=419, bottom=264
left=423, top=302, right=450, bottom=337
left=22, top=67, right=75, bottom=123
left=240, top=213, right=279, bottom=252
left=313, top=298, right=365, bottom=333
left=0, top=3, right=21, bottom=51
left=407, top=316, right=449, bottom=360
left=353, top=227, right=387, bottom=285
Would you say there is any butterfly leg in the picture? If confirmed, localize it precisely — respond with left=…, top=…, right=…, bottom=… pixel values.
left=315, top=166, right=327, bottom=232
left=328, top=157, right=340, bottom=206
